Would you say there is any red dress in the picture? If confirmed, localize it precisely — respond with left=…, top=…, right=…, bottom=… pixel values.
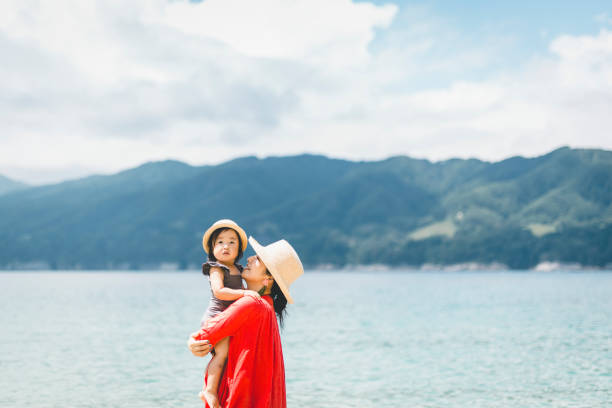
left=195, top=295, right=286, bottom=408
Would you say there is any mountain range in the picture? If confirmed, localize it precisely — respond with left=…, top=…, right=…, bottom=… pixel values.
left=0, top=174, right=27, bottom=195
left=1, top=147, right=611, bottom=270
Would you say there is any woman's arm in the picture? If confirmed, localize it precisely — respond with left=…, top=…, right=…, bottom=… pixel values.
left=194, top=296, right=258, bottom=345
left=209, top=267, right=259, bottom=300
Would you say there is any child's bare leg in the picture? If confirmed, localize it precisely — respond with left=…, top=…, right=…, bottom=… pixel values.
left=199, top=337, right=229, bottom=408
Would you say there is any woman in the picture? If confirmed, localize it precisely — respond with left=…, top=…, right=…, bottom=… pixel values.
left=188, top=237, right=304, bottom=408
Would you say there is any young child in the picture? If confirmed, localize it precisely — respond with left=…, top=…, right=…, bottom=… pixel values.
left=198, top=219, right=260, bottom=408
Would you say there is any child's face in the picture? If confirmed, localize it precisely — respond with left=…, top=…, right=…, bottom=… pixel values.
left=212, top=229, right=240, bottom=264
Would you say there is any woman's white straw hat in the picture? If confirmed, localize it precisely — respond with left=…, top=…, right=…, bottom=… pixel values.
left=202, top=219, right=248, bottom=253
left=248, top=236, right=304, bottom=304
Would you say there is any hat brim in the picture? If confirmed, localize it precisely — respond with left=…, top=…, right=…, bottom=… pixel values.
left=249, top=237, right=294, bottom=304
left=202, top=220, right=248, bottom=254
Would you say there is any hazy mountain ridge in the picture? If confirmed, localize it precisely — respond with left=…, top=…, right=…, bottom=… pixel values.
left=0, top=174, right=28, bottom=196
left=1, top=147, right=610, bottom=270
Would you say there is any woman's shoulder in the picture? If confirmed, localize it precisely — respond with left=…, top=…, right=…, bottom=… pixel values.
left=233, top=295, right=268, bottom=312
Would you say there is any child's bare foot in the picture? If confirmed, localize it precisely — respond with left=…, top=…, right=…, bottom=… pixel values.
left=199, top=389, right=220, bottom=408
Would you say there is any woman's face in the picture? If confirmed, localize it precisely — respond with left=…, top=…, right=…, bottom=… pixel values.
left=212, top=228, right=239, bottom=264
left=242, top=255, right=268, bottom=283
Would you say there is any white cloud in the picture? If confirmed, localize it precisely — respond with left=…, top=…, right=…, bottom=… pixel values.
left=595, top=12, right=612, bottom=26
left=157, top=0, right=396, bottom=66
left=273, top=28, right=612, bottom=163
left=1, top=1, right=612, bottom=184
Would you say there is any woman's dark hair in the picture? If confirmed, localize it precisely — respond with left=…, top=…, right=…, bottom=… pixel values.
left=206, top=227, right=244, bottom=263
left=268, top=275, right=288, bottom=328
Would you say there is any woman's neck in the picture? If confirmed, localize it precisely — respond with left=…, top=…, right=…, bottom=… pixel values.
left=245, top=281, right=271, bottom=296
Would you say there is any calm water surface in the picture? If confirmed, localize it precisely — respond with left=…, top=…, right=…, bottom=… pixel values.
left=1, top=271, right=611, bottom=407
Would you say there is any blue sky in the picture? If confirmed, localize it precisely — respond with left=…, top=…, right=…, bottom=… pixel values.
left=368, top=0, right=612, bottom=85
left=1, top=0, right=611, bottom=184
left=369, top=0, right=609, bottom=42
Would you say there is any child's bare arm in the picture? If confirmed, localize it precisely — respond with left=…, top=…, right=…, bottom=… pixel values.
left=209, top=267, right=259, bottom=300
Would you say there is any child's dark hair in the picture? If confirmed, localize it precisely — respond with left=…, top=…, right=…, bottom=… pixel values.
left=267, top=271, right=288, bottom=328
left=206, top=227, right=244, bottom=263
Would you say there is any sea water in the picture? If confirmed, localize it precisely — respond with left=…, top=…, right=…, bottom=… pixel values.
left=1, top=271, right=611, bottom=407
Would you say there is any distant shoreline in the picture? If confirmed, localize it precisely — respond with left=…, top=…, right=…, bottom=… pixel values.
left=2, top=261, right=611, bottom=272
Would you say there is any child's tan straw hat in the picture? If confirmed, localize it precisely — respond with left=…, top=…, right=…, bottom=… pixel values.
left=202, top=219, right=248, bottom=253
left=248, top=236, right=304, bottom=304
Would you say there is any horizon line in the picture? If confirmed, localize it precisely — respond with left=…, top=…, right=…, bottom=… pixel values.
left=3, top=144, right=609, bottom=187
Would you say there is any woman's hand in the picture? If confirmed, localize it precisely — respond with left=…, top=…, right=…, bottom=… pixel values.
left=243, top=290, right=261, bottom=298
left=188, top=332, right=212, bottom=357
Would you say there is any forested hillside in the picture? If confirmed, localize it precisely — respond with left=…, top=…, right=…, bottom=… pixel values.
left=1, top=147, right=610, bottom=269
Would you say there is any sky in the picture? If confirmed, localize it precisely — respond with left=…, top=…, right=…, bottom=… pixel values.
left=1, top=0, right=612, bottom=184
